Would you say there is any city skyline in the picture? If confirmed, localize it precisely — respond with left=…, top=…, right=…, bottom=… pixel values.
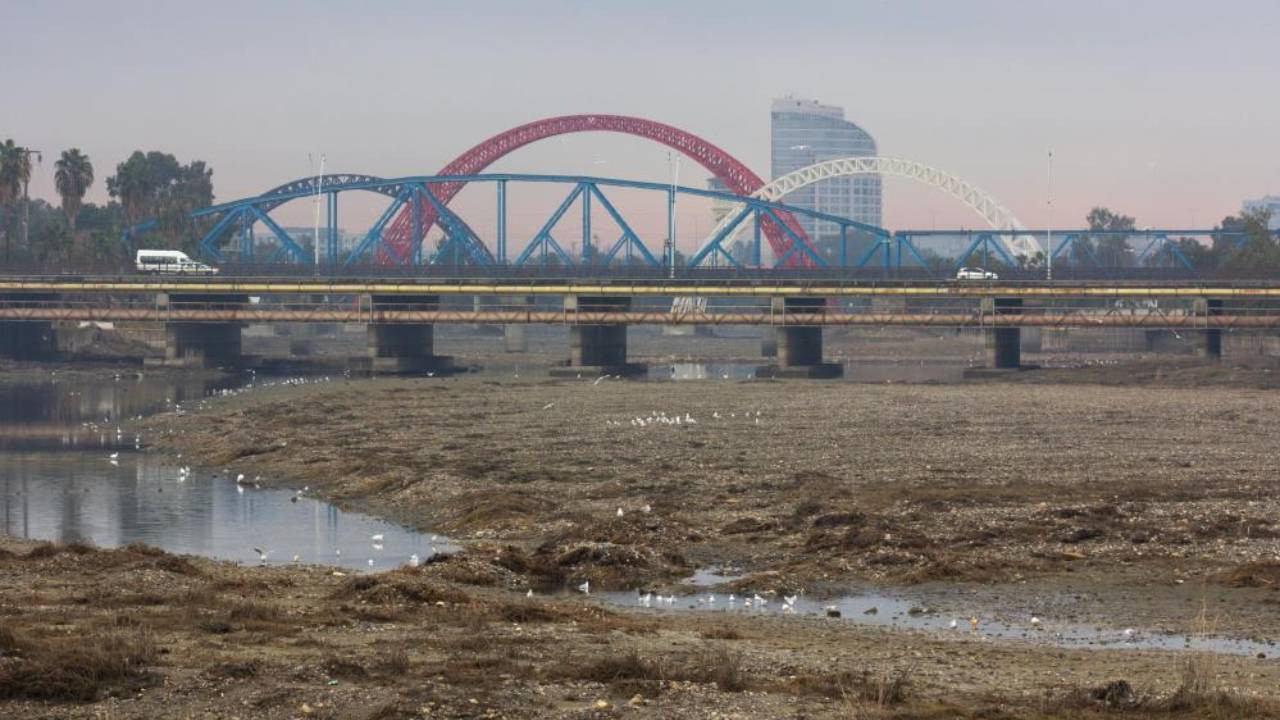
left=4, top=0, right=1279, bottom=239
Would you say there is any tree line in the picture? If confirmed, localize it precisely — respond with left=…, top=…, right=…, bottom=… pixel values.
left=0, top=141, right=214, bottom=266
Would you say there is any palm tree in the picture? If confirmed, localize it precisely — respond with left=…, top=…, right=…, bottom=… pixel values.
left=54, top=149, right=94, bottom=234
left=0, top=139, right=34, bottom=261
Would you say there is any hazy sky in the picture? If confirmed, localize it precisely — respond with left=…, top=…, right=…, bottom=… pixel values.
left=4, top=0, right=1279, bottom=245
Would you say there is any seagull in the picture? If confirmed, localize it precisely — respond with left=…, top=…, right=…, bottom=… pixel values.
left=292, top=554, right=301, bottom=564
left=108, top=452, right=119, bottom=459
left=578, top=580, right=590, bottom=594
left=236, top=473, right=245, bottom=484
left=372, top=543, right=384, bottom=551
left=236, top=485, right=245, bottom=494
left=783, top=595, right=797, bottom=607
left=1123, top=628, right=1136, bottom=641
left=641, top=504, right=651, bottom=514
left=616, top=507, right=624, bottom=518
left=252, top=547, right=271, bottom=563
left=371, top=533, right=384, bottom=542
left=1031, top=616, right=1042, bottom=628
left=593, top=375, right=607, bottom=386
left=409, top=553, right=420, bottom=567
left=949, top=619, right=958, bottom=630
left=542, top=402, right=556, bottom=410
left=367, top=558, right=375, bottom=567
left=526, top=589, right=534, bottom=598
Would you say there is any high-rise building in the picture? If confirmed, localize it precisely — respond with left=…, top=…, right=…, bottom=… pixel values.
left=771, top=96, right=881, bottom=252
left=1242, top=196, right=1280, bottom=230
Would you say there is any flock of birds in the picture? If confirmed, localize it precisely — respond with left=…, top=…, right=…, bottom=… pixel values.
left=249, top=530, right=445, bottom=571
left=603, top=409, right=765, bottom=429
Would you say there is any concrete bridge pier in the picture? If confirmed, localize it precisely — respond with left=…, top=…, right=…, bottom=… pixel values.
left=757, top=297, right=843, bottom=378
left=150, top=293, right=245, bottom=368
left=160, top=323, right=243, bottom=367
left=0, top=321, right=57, bottom=360
left=760, top=327, right=778, bottom=358
left=0, top=293, right=58, bottom=360
left=1195, top=298, right=1223, bottom=360
left=365, top=294, right=451, bottom=373
left=983, top=297, right=1023, bottom=370
left=503, top=296, right=535, bottom=353
left=557, top=295, right=644, bottom=377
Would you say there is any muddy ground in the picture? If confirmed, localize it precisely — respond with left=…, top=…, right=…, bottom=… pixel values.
left=2, top=536, right=1279, bottom=720
left=6, top=343, right=1280, bottom=717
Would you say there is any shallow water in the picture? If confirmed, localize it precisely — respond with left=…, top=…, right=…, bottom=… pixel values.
left=595, top=583, right=1276, bottom=658
left=0, top=372, right=455, bottom=572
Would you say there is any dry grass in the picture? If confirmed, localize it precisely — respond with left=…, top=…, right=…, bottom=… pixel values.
left=0, top=629, right=157, bottom=701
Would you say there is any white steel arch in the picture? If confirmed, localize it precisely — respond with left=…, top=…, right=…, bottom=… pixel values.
left=703, top=156, right=1041, bottom=260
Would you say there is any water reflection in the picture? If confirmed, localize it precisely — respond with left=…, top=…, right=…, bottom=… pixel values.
left=0, top=373, right=453, bottom=572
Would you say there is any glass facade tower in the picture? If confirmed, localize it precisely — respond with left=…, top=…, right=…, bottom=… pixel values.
left=771, top=97, right=881, bottom=253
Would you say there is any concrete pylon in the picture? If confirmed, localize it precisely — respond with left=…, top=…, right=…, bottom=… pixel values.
left=756, top=297, right=842, bottom=378
left=503, top=296, right=535, bottom=352
left=555, top=295, right=644, bottom=377
left=983, top=297, right=1022, bottom=369
left=149, top=293, right=245, bottom=368
left=1194, top=297, right=1223, bottom=360
left=364, top=294, right=451, bottom=373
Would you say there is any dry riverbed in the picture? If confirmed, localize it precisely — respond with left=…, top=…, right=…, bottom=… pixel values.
left=5, top=362, right=1280, bottom=717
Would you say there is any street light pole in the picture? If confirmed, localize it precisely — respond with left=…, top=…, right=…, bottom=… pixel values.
left=1046, top=150, right=1054, bottom=281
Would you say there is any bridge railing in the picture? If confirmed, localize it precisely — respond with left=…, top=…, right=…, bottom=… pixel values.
left=8, top=260, right=1280, bottom=283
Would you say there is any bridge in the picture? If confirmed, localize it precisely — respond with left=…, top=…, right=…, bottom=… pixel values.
left=0, top=273, right=1275, bottom=376
left=6, top=112, right=1277, bottom=375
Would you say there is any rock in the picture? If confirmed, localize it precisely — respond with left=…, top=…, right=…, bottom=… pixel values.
left=300, top=703, right=315, bottom=716
left=864, top=606, right=878, bottom=615
left=628, top=694, right=645, bottom=706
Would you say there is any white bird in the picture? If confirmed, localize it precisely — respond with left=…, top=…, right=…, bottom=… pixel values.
left=1123, top=628, right=1135, bottom=640
left=236, top=485, right=244, bottom=494
left=236, top=473, right=245, bottom=484
left=578, top=580, right=590, bottom=594
left=593, top=375, right=607, bottom=386
left=409, top=553, right=420, bottom=567
left=616, top=507, right=624, bottom=518
left=108, top=452, right=119, bottom=459
left=292, top=554, right=301, bottom=563
left=109, top=459, right=119, bottom=466
left=252, top=547, right=271, bottom=563
left=949, top=618, right=958, bottom=630
left=753, top=594, right=767, bottom=608
left=1031, top=616, right=1042, bottom=627
left=367, top=558, right=375, bottom=567
left=542, top=402, right=555, bottom=410
left=783, top=595, right=797, bottom=607
left=372, top=543, right=383, bottom=551
left=641, top=504, right=652, bottom=514
left=706, top=594, right=716, bottom=604
left=526, top=589, right=534, bottom=598
left=371, top=533, right=384, bottom=542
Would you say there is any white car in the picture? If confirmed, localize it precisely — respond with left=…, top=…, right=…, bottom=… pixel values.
left=955, top=266, right=998, bottom=280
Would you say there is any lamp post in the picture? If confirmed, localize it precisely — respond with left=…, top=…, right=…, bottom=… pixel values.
left=1046, top=150, right=1054, bottom=281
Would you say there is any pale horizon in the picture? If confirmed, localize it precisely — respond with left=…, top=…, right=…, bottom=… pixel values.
left=4, top=0, right=1279, bottom=245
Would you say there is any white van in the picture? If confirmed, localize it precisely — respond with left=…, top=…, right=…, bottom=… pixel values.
left=135, top=250, right=219, bottom=275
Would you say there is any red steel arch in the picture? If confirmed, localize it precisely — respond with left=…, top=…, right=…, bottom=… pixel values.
left=381, top=114, right=811, bottom=266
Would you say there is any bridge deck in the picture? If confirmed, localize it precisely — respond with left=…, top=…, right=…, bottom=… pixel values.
left=4, top=276, right=1280, bottom=298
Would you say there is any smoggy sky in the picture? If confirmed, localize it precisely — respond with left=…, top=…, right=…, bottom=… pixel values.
left=3, top=0, right=1278, bottom=246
